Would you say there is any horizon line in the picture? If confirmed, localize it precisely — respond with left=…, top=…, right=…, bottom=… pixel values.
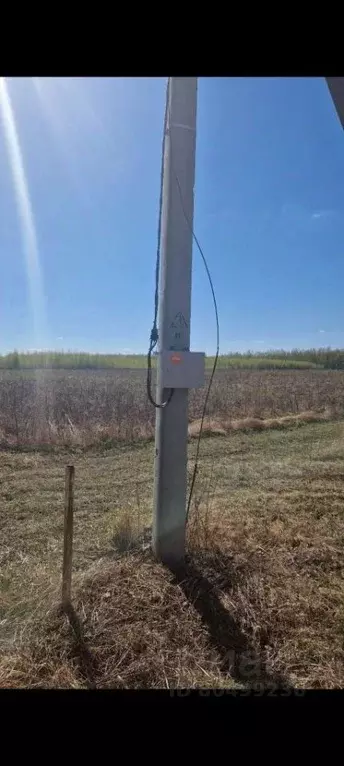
left=1, top=346, right=344, bottom=357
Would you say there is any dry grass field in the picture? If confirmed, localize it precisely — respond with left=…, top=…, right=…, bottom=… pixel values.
left=1, top=367, right=344, bottom=448
left=1, top=416, right=344, bottom=689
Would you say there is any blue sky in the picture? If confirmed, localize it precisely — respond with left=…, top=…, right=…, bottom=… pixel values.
left=1, top=76, right=344, bottom=355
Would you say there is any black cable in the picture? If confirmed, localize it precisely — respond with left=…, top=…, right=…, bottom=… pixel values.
left=169, top=138, right=220, bottom=523
left=185, top=232, right=220, bottom=522
left=147, top=77, right=174, bottom=409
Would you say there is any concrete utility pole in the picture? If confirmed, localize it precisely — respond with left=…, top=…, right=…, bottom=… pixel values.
left=152, top=77, right=201, bottom=568
left=326, top=78, right=344, bottom=130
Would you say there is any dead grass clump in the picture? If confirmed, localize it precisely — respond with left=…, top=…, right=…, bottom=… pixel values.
left=188, top=410, right=331, bottom=438
left=188, top=419, right=227, bottom=438
left=269, top=410, right=329, bottom=427
left=230, top=417, right=266, bottom=431
left=111, top=512, right=141, bottom=553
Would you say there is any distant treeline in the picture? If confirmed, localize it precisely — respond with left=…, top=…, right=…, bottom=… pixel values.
left=2, top=348, right=344, bottom=371
left=0, top=351, right=147, bottom=370
left=211, top=348, right=344, bottom=370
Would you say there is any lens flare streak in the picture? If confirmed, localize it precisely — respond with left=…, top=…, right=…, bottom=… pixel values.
left=0, top=77, right=46, bottom=346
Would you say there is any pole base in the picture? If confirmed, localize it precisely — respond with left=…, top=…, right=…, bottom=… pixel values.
left=152, top=526, right=186, bottom=571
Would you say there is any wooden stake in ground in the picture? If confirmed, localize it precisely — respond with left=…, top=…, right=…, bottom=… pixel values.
left=62, top=465, right=75, bottom=608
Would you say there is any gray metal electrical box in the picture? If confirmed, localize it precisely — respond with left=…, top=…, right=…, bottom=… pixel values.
left=160, top=350, right=205, bottom=389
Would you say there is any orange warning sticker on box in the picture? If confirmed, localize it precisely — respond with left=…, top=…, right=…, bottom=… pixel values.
left=171, top=354, right=181, bottom=364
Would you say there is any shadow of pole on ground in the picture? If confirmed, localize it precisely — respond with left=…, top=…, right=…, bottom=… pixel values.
left=173, top=549, right=291, bottom=691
